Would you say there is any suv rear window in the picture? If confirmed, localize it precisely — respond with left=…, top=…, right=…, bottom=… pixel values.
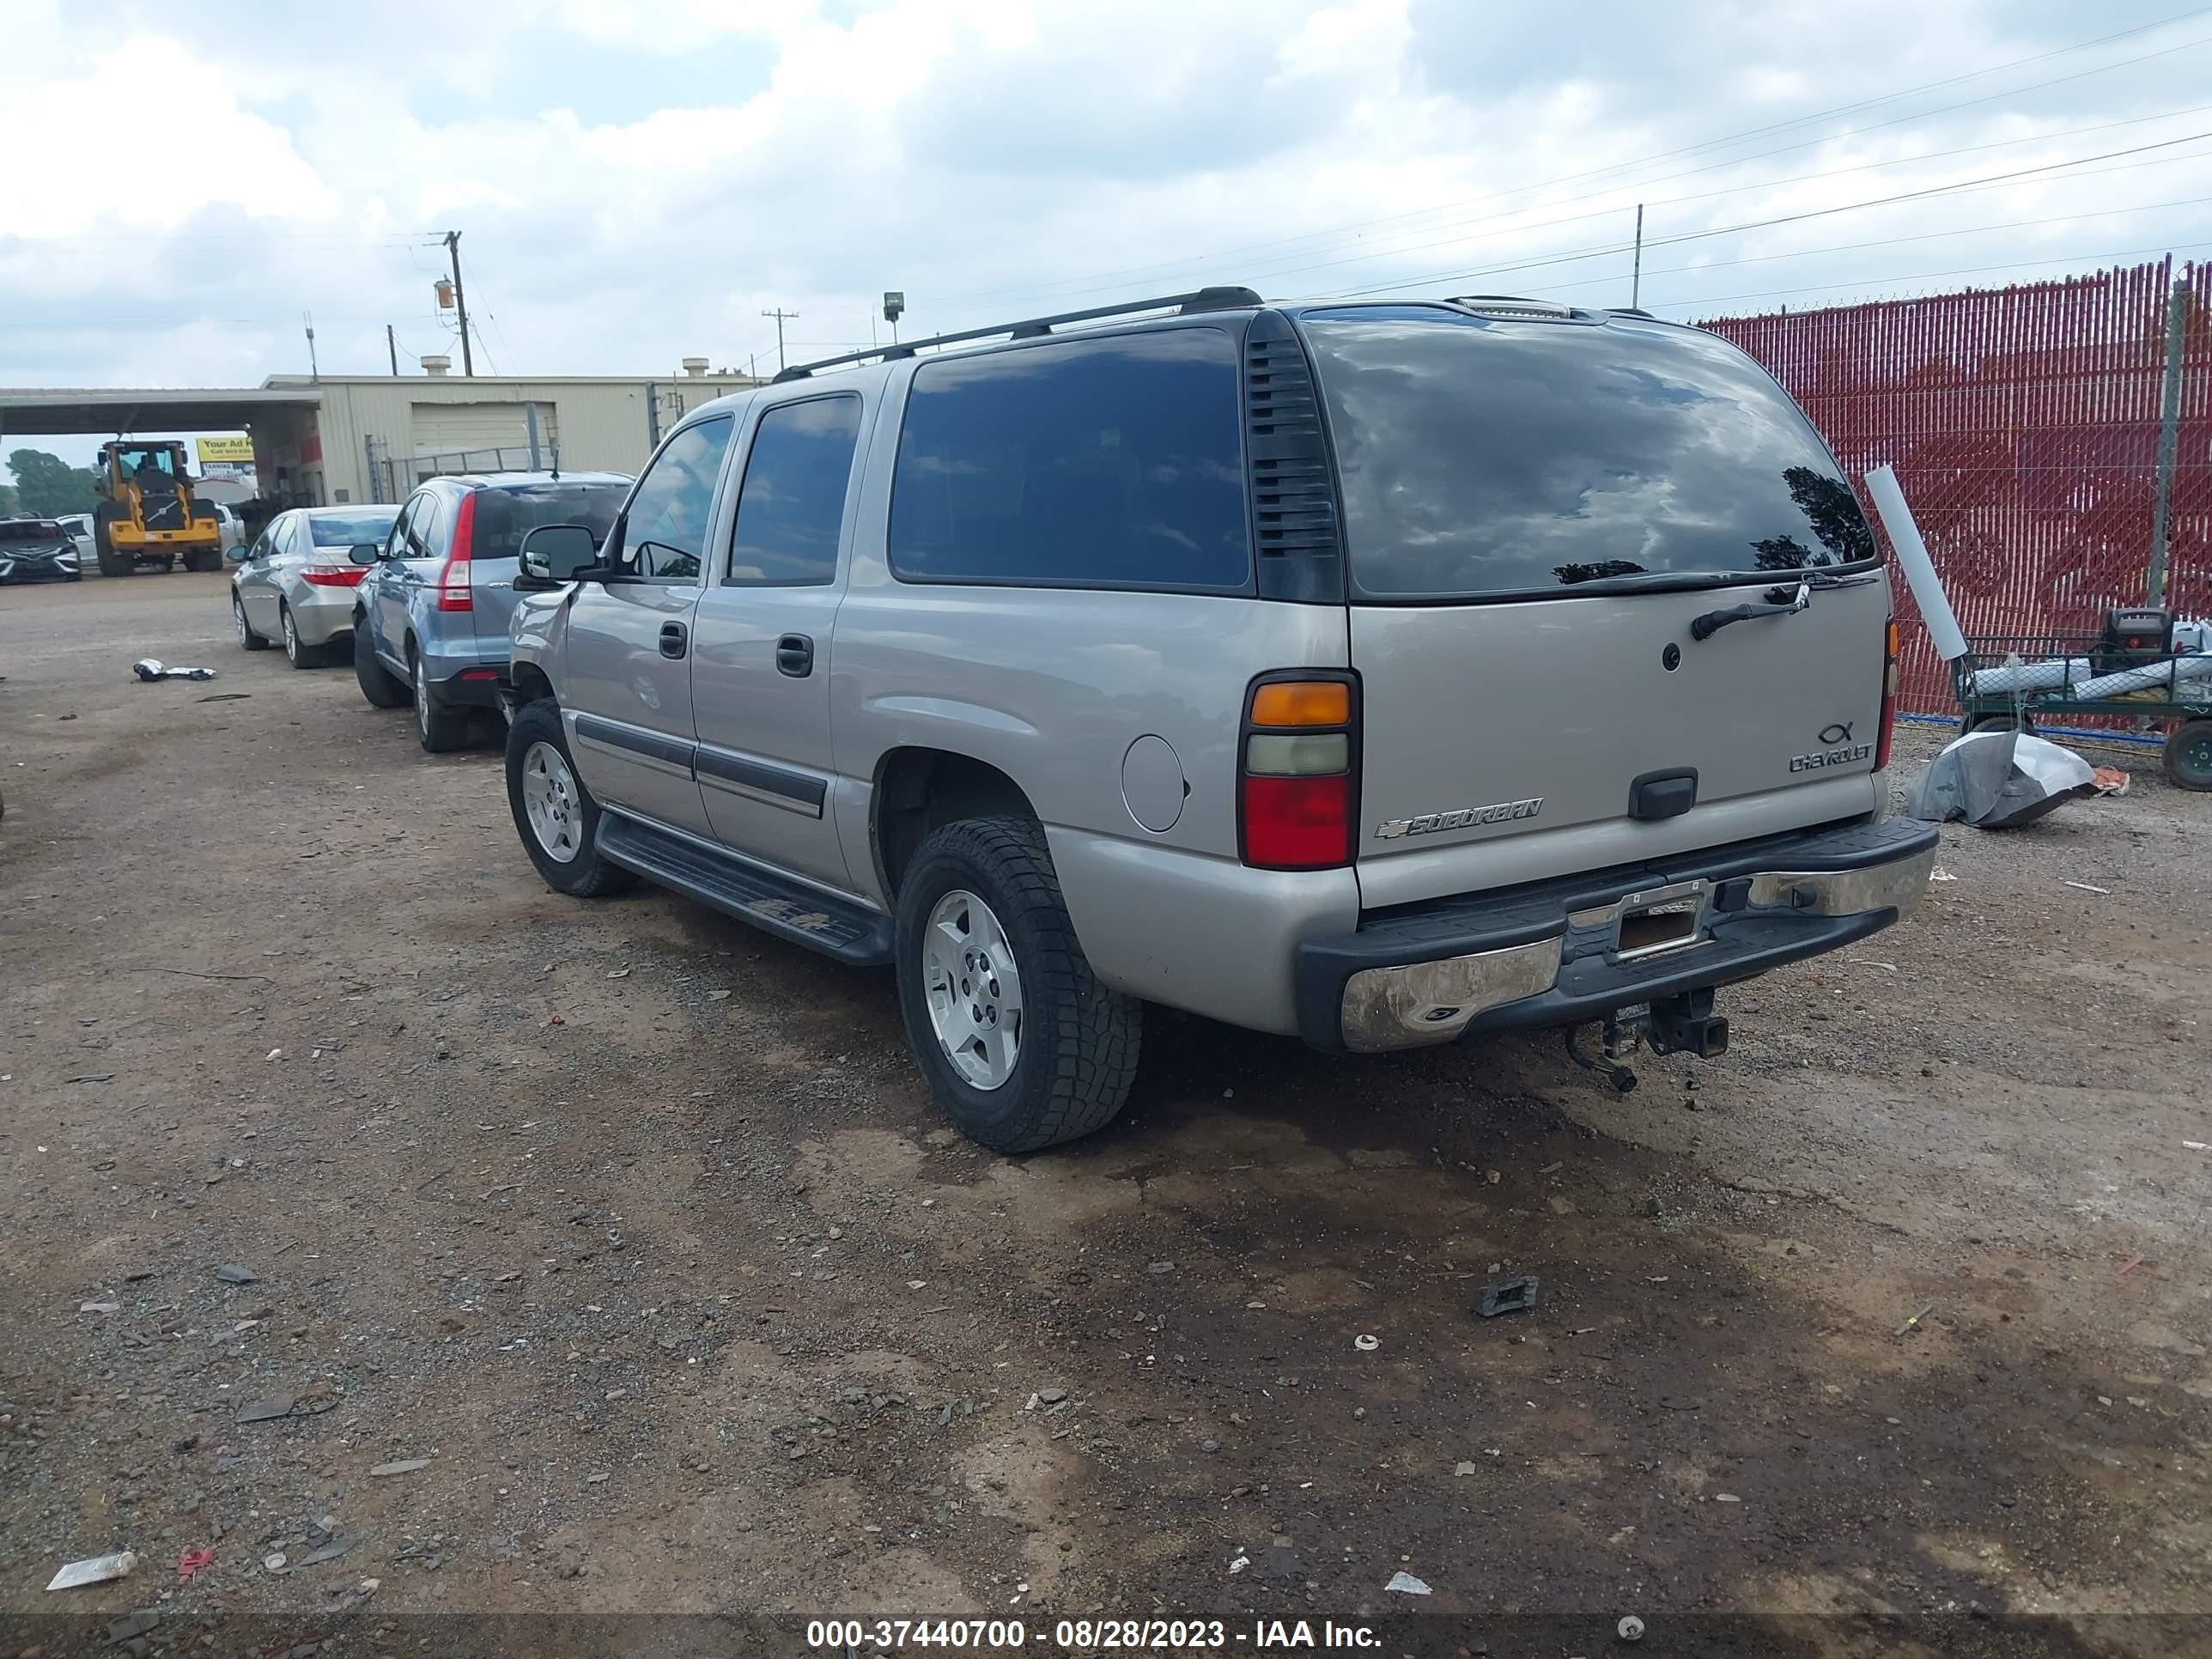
left=473, top=482, right=626, bottom=559
left=888, top=326, right=1250, bottom=591
left=1297, top=307, right=1875, bottom=600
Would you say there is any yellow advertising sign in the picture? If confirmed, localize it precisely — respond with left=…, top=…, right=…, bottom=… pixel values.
left=197, top=435, right=254, bottom=464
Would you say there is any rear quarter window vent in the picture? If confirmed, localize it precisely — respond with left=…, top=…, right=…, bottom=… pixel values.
left=1245, top=313, right=1345, bottom=603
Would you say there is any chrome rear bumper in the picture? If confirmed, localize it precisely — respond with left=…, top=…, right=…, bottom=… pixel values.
left=1300, top=817, right=1939, bottom=1054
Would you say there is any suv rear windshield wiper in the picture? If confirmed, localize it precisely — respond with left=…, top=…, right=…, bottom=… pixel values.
left=1690, top=580, right=1811, bottom=641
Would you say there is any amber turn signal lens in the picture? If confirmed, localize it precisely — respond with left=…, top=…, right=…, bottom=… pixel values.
left=1250, top=680, right=1350, bottom=728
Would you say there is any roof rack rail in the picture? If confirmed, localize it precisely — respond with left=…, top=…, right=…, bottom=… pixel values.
left=771, top=286, right=1263, bottom=382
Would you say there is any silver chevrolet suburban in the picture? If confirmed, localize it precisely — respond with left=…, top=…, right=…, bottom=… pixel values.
left=501, top=288, right=1937, bottom=1152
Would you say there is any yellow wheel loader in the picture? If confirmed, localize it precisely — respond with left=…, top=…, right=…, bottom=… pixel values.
left=91, top=441, right=225, bottom=575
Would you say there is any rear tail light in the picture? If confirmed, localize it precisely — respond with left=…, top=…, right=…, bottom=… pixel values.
left=1239, top=674, right=1358, bottom=871
left=435, top=491, right=477, bottom=612
left=301, top=564, right=367, bottom=586
left=1875, top=617, right=1899, bottom=770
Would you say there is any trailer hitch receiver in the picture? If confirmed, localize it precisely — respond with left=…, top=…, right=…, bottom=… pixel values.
left=1646, top=988, right=1730, bottom=1058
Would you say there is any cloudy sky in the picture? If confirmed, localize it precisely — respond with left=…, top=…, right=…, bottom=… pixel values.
left=4, top=0, right=2211, bottom=464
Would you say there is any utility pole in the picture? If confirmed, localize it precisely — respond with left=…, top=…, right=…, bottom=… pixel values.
left=1632, top=204, right=1644, bottom=310
left=762, top=307, right=798, bottom=373
left=444, top=231, right=475, bottom=377
left=304, top=312, right=319, bottom=380
left=386, top=324, right=399, bottom=376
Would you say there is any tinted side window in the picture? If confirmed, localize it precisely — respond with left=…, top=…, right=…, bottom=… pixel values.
left=726, top=397, right=862, bottom=586
left=394, top=493, right=440, bottom=559
left=888, top=327, right=1249, bottom=590
left=620, top=416, right=734, bottom=580
left=382, top=500, right=416, bottom=559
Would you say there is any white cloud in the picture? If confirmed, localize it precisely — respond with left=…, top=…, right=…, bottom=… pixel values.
left=4, top=32, right=335, bottom=235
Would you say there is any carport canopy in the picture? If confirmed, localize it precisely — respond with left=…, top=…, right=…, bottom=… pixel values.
left=0, top=386, right=320, bottom=437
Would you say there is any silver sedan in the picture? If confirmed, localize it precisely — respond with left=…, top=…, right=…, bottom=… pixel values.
left=231, top=505, right=400, bottom=668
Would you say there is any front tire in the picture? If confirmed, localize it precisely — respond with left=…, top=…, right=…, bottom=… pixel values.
left=234, top=592, right=269, bottom=650
left=94, top=504, right=133, bottom=578
left=354, top=617, right=410, bottom=708
left=894, top=816, right=1140, bottom=1153
left=505, top=699, right=635, bottom=896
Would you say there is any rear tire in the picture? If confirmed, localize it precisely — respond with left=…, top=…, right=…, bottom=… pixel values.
left=2166, top=719, right=2212, bottom=791
left=411, top=649, right=475, bottom=753
left=280, top=604, right=324, bottom=669
left=181, top=546, right=220, bottom=572
left=505, top=698, right=635, bottom=896
left=354, top=617, right=409, bottom=708
left=234, top=592, right=268, bottom=651
left=894, top=815, right=1140, bottom=1153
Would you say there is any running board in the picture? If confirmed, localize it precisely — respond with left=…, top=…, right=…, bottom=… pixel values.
left=595, top=814, right=893, bottom=966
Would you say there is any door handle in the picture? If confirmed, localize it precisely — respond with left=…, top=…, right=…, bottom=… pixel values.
left=659, top=621, right=689, bottom=660
left=775, top=633, right=814, bottom=678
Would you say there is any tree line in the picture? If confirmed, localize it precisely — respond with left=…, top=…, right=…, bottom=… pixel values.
left=3, top=449, right=100, bottom=519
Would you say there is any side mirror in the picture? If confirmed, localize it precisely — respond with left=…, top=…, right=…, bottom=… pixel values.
left=349, top=544, right=381, bottom=567
left=518, top=524, right=603, bottom=586
left=225, top=544, right=250, bottom=563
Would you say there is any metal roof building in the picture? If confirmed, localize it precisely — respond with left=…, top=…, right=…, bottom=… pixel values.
left=1, top=363, right=757, bottom=508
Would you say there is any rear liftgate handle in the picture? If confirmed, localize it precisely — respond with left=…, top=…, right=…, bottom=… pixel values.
left=776, top=633, right=814, bottom=678
left=659, top=621, right=688, bottom=660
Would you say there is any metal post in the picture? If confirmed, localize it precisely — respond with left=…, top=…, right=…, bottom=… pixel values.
left=364, top=435, right=380, bottom=503
left=646, top=382, right=661, bottom=449
left=1632, top=204, right=1644, bottom=310
left=525, top=403, right=542, bottom=471
left=445, top=231, right=475, bottom=377
left=2148, top=277, right=2187, bottom=608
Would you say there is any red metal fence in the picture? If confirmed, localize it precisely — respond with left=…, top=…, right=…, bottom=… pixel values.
left=1703, top=258, right=2208, bottom=718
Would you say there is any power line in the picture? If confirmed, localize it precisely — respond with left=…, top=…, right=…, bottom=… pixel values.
left=1655, top=240, right=2212, bottom=314
left=25, top=232, right=445, bottom=248
left=930, top=9, right=2212, bottom=308
left=1335, top=128, right=2212, bottom=299
left=1218, top=100, right=2212, bottom=295
left=1523, top=195, right=2212, bottom=295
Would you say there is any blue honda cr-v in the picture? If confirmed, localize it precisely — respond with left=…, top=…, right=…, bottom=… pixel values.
left=354, top=471, right=629, bottom=750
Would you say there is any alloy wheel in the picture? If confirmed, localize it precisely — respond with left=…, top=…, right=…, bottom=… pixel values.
left=921, top=888, right=1024, bottom=1091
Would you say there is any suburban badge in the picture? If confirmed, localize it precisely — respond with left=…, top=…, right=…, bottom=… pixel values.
left=1374, top=797, right=1543, bottom=839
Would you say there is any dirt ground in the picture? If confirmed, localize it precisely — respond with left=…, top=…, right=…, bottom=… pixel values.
left=2, top=572, right=2208, bottom=1658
